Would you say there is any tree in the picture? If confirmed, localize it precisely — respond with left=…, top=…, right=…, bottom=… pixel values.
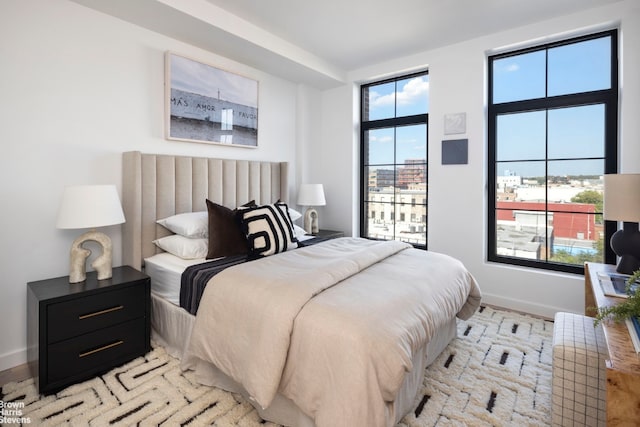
left=571, top=190, right=603, bottom=222
left=571, top=189, right=602, bottom=209
left=549, top=236, right=604, bottom=265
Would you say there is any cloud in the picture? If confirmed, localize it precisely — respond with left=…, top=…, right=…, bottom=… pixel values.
left=368, top=89, right=390, bottom=107
left=370, top=76, right=429, bottom=108
left=506, top=63, right=520, bottom=72
left=370, top=135, right=394, bottom=143
left=396, top=77, right=429, bottom=105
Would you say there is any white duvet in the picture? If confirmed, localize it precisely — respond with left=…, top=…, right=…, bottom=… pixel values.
left=184, top=237, right=481, bottom=427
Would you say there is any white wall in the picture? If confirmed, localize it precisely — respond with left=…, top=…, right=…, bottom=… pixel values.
left=312, top=84, right=360, bottom=233
left=0, top=0, right=307, bottom=371
left=316, top=0, right=640, bottom=318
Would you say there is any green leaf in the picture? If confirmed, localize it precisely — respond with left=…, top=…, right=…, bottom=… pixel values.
left=594, top=269, right=640, bottom=326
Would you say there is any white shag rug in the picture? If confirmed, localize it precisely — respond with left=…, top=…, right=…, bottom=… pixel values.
left=1, top=306, right=553, bottom=426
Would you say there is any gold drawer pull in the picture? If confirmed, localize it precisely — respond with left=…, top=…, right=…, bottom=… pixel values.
left=79, top=305, right=124, bottom=320
left=79, top=340, right=124, bottom=358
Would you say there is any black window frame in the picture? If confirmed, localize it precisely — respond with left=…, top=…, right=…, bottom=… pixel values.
left=487, top=29, right=618, bottom=275
left=360, top=71, right=429, bottom=249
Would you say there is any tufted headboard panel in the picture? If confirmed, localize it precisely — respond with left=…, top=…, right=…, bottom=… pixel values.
left=122, top=151, right=289, bottom=270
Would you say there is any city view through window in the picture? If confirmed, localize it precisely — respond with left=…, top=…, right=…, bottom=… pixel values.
left=361, top=73, right=429, bottom=247
left=489, top=30, right=617, bottom=272
left=495, top=170, right=605, bottom=264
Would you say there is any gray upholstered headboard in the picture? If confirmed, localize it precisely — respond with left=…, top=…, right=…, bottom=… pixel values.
left=122, top=151, right=289, bottom=270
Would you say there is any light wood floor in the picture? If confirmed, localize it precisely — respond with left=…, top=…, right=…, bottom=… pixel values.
left=0, top=363, right=31, bottom=388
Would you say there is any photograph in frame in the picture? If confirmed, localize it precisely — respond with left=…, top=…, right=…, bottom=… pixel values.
left=165, top=52, right=258, bottom=147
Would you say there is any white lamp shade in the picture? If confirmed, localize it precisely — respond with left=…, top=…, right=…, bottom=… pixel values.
left=603, top=174, right=640, bottom=222
left=57, top=185, right=125, bottom=229
left=297, top=184, right=326, bottom=206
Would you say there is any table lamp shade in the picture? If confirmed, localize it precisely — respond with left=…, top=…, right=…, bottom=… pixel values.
left=56, top=185, right=125, bottom=283
left=57, top=185, right=125, bottom=229
left=604, top=174, right=640, bottom=222
left=297, top=184, right=326, bottom=235
left=297, top=184, right=326, bottom=206
left=603, top=174, right=640, bottom=274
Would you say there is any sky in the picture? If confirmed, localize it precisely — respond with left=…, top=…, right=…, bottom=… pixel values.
left=365, top=75, right=428, bottom=166
left=364, top=34, right=612, bottom=178
left=491, top=35, right=611, bottom=177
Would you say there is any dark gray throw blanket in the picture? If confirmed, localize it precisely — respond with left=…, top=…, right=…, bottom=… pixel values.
left=180, top=254, right=248, bottom=314
left=179, top=235, right=333, bottom=314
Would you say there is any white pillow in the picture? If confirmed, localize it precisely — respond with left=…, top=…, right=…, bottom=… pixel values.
left=153, top=235, right=208, bottom=259
left=157, top=211, right=208, bottom=238
left=288, top=207, right=302, bottom=221
left=293, top=224, right=307, bottom=238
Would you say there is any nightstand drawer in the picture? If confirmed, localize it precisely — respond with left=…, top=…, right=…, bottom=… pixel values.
left=47, top=318, right=146, bottom=384
left=47, top=284, right=146, bottom=343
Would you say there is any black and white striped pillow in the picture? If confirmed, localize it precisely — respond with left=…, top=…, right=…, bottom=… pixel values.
left=240, top=202, right=299, bottom=257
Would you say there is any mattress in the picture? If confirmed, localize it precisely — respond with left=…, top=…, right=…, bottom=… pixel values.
left=144, top=253, right=206, bottom=305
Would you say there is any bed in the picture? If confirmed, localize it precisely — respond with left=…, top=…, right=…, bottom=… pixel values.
left=122, top=151, right=481, bottom=427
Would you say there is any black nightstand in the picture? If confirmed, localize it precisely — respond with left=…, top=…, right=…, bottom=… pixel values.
left=27, top=265, right=150, bottom=395
left=302, top=229, right=345, bottom=246
left=308, top=229, right=345, bottom=239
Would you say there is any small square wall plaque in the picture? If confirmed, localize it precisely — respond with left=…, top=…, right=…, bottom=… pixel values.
left=444, top=112, right=466, bottom=135
left=442, top=139, right=468, bottom=165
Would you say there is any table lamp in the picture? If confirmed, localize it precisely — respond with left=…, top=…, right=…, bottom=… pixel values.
left=603, top=173, right=640, bottom=275
left=297, top=184, right=326, bottom=235
left=56, top=185, right=125, bottom=283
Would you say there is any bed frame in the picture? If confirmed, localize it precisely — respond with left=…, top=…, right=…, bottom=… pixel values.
left=121, top=150, right=456, bottom=427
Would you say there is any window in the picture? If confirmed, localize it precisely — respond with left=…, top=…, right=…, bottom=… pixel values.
left=361, top=72, right=429, bottom=248
left=488, top=30, right=618, bottom=274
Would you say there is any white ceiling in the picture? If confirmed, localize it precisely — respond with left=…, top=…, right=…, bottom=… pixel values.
left=72, top=0, right=621, bottom=88
left=204, top=0, right=618, bottom=70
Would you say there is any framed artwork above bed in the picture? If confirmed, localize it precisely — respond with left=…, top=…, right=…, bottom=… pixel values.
left=165, top=52, right=259, bottom=148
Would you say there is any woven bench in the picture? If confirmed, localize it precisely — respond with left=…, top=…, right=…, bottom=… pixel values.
left=552, top=312, right=608, bottom=426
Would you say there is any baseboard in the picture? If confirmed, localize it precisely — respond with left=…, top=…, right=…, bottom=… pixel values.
left=481, top=292, right=579, bottom=320
left=0, top=348, right=27, bottom=373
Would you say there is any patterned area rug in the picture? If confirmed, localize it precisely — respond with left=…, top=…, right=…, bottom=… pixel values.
left=1, top=306, right=553, bottom=426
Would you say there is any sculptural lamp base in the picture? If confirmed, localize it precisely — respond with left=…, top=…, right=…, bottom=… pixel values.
left=303, top=208, right=319, bottom=235
left=610, top=222, right=640, bottom=275
left=69, top=230, right=113, bottom=283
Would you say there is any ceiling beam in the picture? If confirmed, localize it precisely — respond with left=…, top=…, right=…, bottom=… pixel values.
left=70, top=0, right=347, bottom=89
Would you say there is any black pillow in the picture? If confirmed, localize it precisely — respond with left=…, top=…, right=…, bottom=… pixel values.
left=205, top=199, right=255, bottom=259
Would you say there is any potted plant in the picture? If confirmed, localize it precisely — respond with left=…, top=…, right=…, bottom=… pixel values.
left=594, top=269, right=640, bottom=326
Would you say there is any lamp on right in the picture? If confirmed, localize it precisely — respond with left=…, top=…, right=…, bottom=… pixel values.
left=603, top=173, right=640, bottom=275
left=297, top=184, right=326, bottom=235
